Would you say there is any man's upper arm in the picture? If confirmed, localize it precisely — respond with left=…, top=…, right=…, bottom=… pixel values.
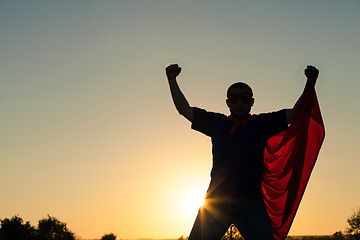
left=265, top=109, right=288, bottom=138
left=191, top=107, right=218, bottom=137
left=181, top=106, right=194, bottom=122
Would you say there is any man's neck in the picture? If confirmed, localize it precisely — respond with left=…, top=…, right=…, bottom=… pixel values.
left=233, top=114, right=251, bottom=121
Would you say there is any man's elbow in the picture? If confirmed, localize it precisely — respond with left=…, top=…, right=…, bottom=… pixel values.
left=286, top=108, right=295, bottom=125
left=178, top=107, right=193, bottom=122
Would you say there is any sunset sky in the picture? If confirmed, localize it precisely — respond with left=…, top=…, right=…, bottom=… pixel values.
left=1, top=1, right=360, bottom=239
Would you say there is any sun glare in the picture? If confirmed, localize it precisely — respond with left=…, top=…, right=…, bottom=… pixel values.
left=181, top=187, right=206, bottom=219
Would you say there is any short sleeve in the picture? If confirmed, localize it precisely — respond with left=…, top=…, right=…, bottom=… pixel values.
left=191, top=107, right=217, bottom=137
left=263, top=109, right=288, bottom=138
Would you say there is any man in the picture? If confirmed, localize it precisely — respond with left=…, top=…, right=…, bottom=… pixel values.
left=166, top=64, right=319, bottom=240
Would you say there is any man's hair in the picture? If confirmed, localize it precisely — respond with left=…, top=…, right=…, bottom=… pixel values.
left=227, top=82, right=253, bottom=97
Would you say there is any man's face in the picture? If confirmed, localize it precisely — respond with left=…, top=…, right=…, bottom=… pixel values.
left=226, top=87, right=254, bottom=118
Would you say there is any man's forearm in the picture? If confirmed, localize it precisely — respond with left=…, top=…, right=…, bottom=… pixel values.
left=168, top=77, right=193, bottom=120
left=287, top=66, right=319, bottom=125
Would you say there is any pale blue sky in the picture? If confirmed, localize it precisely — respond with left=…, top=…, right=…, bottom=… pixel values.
left=1, top=1, right=360, bottom=239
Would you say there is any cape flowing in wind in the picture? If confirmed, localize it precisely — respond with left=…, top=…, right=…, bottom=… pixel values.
left=262, top=79, right=325, bottom=240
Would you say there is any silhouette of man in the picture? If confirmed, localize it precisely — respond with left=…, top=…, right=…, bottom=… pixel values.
left=166, top=64, right=319, bottom=240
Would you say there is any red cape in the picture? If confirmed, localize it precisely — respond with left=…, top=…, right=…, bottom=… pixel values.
left=262, top=79, right=325, bottom=240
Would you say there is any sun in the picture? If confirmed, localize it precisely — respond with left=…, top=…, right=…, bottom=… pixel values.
left=181, top=187, right=206, bottom=219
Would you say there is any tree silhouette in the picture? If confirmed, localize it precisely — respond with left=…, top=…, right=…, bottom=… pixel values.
left=0, top=215, right=36, bottom=240
left=36, top=215, right=75, bottom=240
left=346, top=209, right=360, bottom=240
left=101, top=233, right=117, bottom=240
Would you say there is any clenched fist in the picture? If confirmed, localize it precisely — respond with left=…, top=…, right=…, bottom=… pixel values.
left=166, top=64, right=182, bottom=79
left=305, top=65, right=319, bottom=82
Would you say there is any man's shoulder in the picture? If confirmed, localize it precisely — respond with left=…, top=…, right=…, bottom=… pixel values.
left=191, top=107, right=229, bottom=136
left=193, top=107, right=228, bottom=119
left=251, top=109, right=288, bottom=136
left=253, top=109, right=287, bottom=119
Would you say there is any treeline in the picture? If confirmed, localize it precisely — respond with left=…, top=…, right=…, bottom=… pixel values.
left=286, top=233, right=346, bottom=240
left=0, top=215, right=117, bottom=240
left=3, top=208, right=360, bottom=240
left=0, top=215, right=76, bottom=240
left=286, top=232, right=358, bottom=240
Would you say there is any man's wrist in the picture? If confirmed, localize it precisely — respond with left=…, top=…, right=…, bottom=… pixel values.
left=306, top=78, right=316, bottom=88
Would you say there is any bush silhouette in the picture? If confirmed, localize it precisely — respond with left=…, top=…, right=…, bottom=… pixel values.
left=101, top=233, right=117, bottom=240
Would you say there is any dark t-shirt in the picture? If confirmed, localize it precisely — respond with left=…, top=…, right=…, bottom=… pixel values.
left=191, top=107, right=288, bottom=198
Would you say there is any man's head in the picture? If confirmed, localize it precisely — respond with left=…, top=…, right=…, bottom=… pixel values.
left=226, top=82, right=254, bottom=118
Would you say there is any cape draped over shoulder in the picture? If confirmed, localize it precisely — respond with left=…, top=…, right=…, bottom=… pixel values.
left=262, top=79, right=325, bottom=240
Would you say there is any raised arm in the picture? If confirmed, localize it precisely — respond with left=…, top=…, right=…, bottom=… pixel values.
left=286, top=65, right=319, bottom=124
left=166, top=64, right=194, bottom=122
